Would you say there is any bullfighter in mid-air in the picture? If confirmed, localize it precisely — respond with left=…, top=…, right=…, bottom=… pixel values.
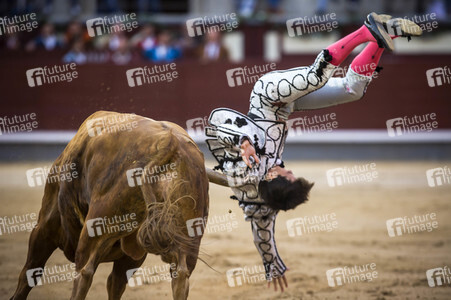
left=205, top=13, right=422, bottom=291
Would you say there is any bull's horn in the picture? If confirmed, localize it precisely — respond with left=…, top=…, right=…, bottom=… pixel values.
left=206, top=168, right=230, bottom=187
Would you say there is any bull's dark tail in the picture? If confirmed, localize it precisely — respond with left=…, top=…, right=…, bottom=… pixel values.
left=137, top=128, right=198, bottom=258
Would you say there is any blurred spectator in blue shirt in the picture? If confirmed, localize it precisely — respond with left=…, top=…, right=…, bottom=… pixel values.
left=63, top=39, right=87, bottom=64
left=144, top=30, right=181, bottom=63
left=238, top=0, right=282, bottom=17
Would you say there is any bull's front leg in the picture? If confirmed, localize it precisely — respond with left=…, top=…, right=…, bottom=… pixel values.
left=11, top=220, right=58, bottom=300
left=71, top=229, right=115, bottom=300
left=106, top=254, right=146, bottom=300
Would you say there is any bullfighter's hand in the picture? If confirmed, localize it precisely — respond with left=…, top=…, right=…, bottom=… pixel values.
left=240, top=139, right=260, bottom=168
left=267, top=274, right=288, bottom=292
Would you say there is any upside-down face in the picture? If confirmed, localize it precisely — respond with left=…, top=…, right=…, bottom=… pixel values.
left=267, top=165, right=296, bottom=182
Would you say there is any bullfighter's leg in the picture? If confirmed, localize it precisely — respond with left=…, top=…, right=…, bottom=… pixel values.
left=293, top=14, right=422, bottom=111
left=325, top=13, right=393, bottom=67
left=70, top=230, right=116, bottom=300
left=248, top=13, right=393, bottom=119
left=293, top=42, right=384, bottom=110
left=10, top=221, right=59, bottom=300
left=106, top=254, right=146, bottom=300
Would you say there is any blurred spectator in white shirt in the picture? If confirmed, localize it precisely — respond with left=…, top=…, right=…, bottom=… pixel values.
left=197, top=31, right=229, bottom=63
left=130, top=24, right=157, bottom=52
left=26, top=23, right=63, bottom=51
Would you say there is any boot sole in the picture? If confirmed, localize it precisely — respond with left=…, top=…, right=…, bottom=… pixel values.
left=366, top=12, right=394, bottom=51
left=385, top=18, right=423, bottom=37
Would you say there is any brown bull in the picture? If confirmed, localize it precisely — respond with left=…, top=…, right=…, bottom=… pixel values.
left=11, top=111, right=209, bottom=300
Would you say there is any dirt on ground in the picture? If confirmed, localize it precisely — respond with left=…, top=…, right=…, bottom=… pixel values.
left=1, top=160, right=450, bottom=300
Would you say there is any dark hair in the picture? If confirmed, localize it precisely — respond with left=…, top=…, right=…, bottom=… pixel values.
left=258, top=176, right=314, bottom=211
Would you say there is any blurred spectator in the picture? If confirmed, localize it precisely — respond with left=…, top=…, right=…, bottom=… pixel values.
left=315, top=0, right=329, bottom=15
left=26, top=23, right=63, bottom=51
left=63, top=39, right=87, bottom=64
left=316, top=0, right=328, bottom=15
left=138, top=0, right=162, bottom=13
left=41, top=0, right=81, bottom=16
left=427, top=0, right=448, bottom=20
left=109, top=29, right=128, bottom=51
left=98, top=0, right=121, bottom=13
left=316, top=0, right=361, bottom=21
left=197, top=31, right=229, bottom=63
left=130, top=24, right=157, bottom=52
left=144, top=30, right=181, bottom=63
left=111, top=35, right=132, bottom=65
left=97, top=25, right=133, bottom=65
left=175, top=23, right=198, bottom=56
left=346, top=0, right=361, bottom=23
left=64, top=21, right=89, bottom=49
left=69, top=0, right=82, bottom=16
left=266, top=0, right=282, bottom=14
left=238, top=0, right=282, bottom=17
left=4, top=26, right=22, bottom=50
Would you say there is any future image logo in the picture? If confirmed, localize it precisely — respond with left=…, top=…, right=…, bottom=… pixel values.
left=86, top=214, right=138, bottom=237
left=286, top=13, right=338, bottom=37
left=86, top=13, right=138, bottom=37
left=326, top=263, right=378, bottom=287
left=126, top=163, right=178, bottom=187
left=385, top=213, right=438, bottom=237
left=0, top=13, right=38, bottom=36
left=227, top=268, right=245, bottom=287
left=426, top=166, right=451, bottom=187
left=226, top=265, right=271, bottom=287
left=26, top=168, right=46, bottom=187
left=86, top=114, right=138, bottom=137
left=186, top=217, right=205, bottom=237
left=386, top=13, right=438, bottom=36
left=426, top=266, right=451, bottom=287
left=326, top=163, right=378, bottom=187
left=26, top=268, right=43, bottom=287
left=126, top=264, right=177, bottom=287
left=0, top=213, right=37, bottom=235
left=26, top=264, right=78, bottom=287
left=25, top=68, right=44, bottom=87
left=186, top=116, right=208, bottom=137
left=287, top=113, right=338, bottom=136
left=26, top=64, right=78, bottom=87
left=426, top=66, right=451, bottom=87
left=25, top=163, right=78, bottom=187
left=126, top=64, right=178, bottom=87
left=186, top=213, right=238, bottom=238
left=226, top=63, right=277, bottom=87
left=386, top=113, right=439, bottom=137
left=186, top=13, right=238, bottom=37
left=0, top=113, right=38, bottom=135
left=286, top=213, right=338, bottom=237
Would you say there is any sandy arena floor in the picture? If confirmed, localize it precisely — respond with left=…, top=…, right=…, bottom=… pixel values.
left=1, top=160, right=450, bottom=300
